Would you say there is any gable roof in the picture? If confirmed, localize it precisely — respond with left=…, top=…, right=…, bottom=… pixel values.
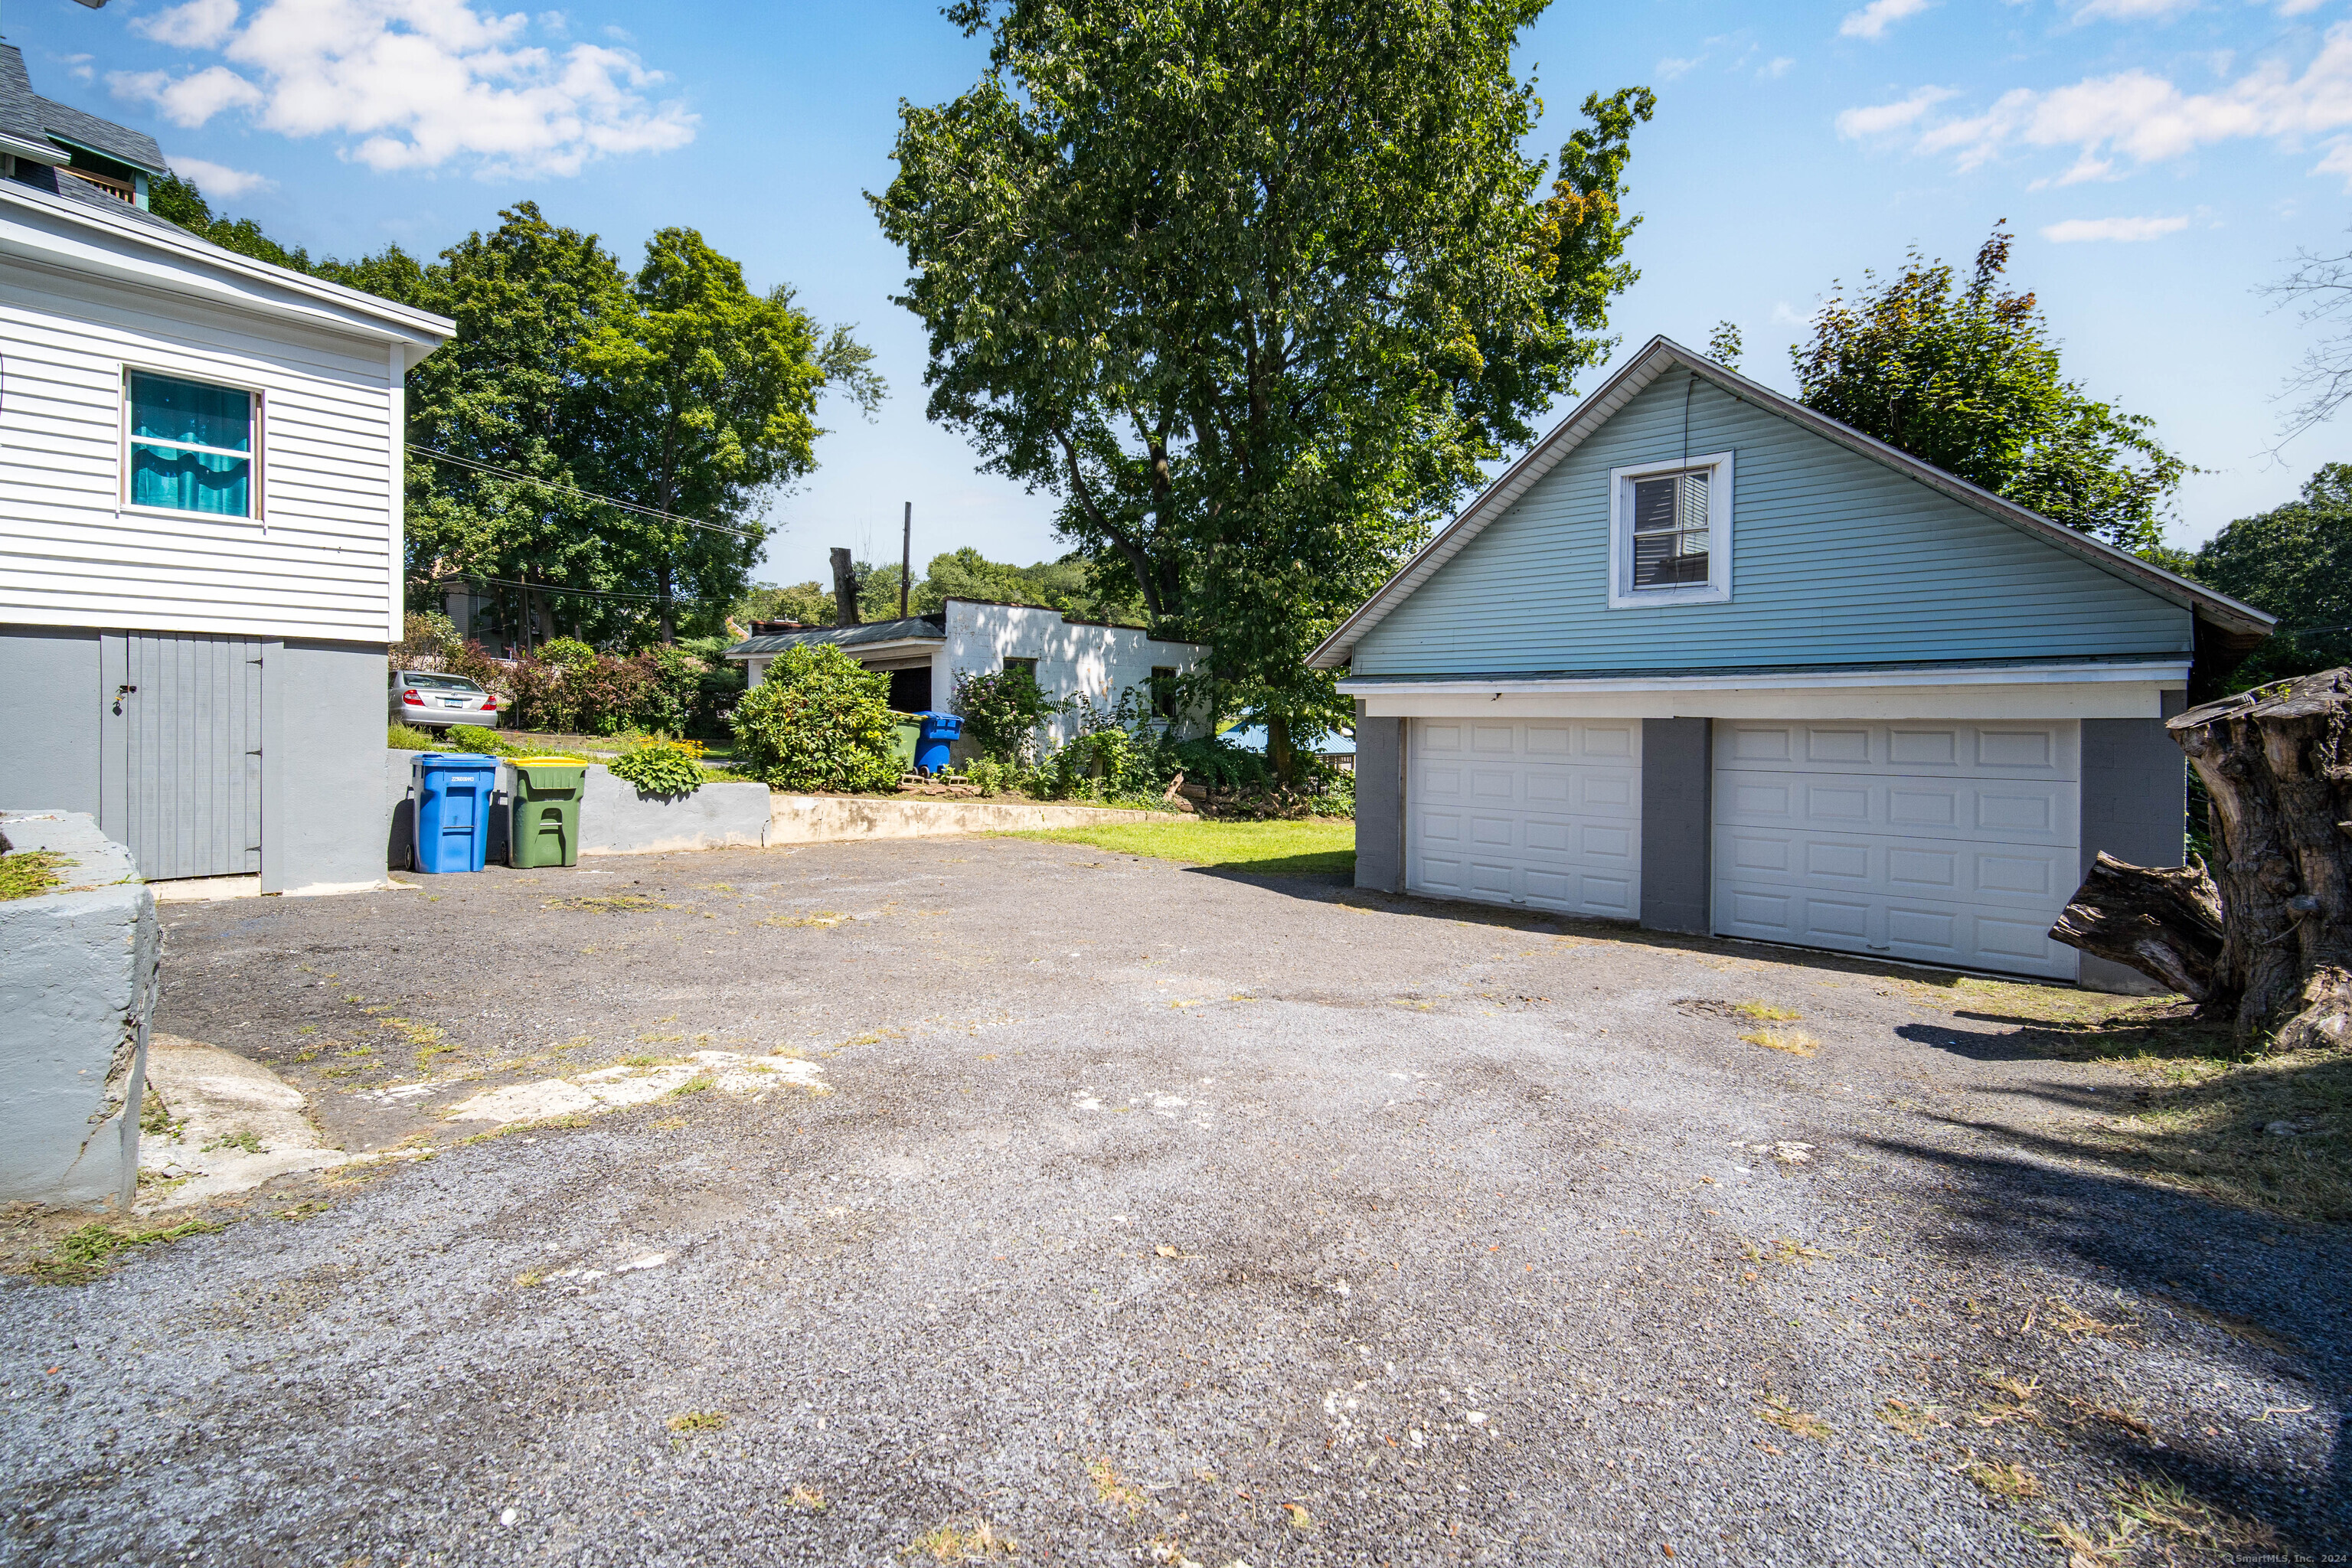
left=1306, top=335, right=2275, bottom=670
left=727, top=612, right=947, bottom=658
left=0, top=45, right=67, bottom=167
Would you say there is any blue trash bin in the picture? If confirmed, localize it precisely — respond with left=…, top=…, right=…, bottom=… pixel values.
left=412, top=753, right=500, bottom=874
left=915, top=711, right=963, bottom=773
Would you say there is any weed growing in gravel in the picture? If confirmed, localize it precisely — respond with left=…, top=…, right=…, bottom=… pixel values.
left=667, top=1073, right=717, bottom=1098
left=1755, top=1396, right=1830, bottom=1440
left=1965, top=1460, right=2042, bottom=1501
left=274, top=1201, right=331, bottom=1222
left=513, top=1269, right=545, bottom=1289
left=901, top=1517, right=1015, bottom=1561
left=32, top=1218, right=225, bottom=1284
left=2110, top=1476, right=2279, bottom=1552
left=1083, top=1456, right=1145, bottom=1519
left=666, top=1410, right=727, bottom=1432
left=1877, top=1398, right=1949, bottom=1439
left=1734, top=1001, right=1803, bottom=1021
left=544, top=894, right=683, bottom=913
left=1742, top=1027, right=1819, bottom=1057
left=456, top=1114, right=591, bottom=1147
left=620, top=1052, right=682, bottom=1067
left=786, top=1485, right=826, bottom=1512
left=760, top=910, right=848, bottom=928
left=204, top=1129, right=266, bottom=1155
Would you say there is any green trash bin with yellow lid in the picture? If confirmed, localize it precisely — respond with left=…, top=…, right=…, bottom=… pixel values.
left=508, top=756, right=590, bottom=867
left=887, top=714, right=921, bottom=773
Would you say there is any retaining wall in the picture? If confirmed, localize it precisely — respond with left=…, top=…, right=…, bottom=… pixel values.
left=0, top=811, right=157, bottom=1208
left=766, top=793, right=1176, bottom=844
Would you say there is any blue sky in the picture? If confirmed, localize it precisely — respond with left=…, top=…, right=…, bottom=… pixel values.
left=13, top=0, right=2350, bottom=583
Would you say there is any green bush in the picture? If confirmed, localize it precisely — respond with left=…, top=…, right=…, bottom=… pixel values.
left=446, top=724, right=512, bottom=756
left=730, top=645, right=901, bottom=792
left=537, top=637, right=599, bottom=669
left=953, top=665, right=1069, bottom=762
left=387, top=722, right=436, bottom=751
left=609, top=735, right=704, bottom=795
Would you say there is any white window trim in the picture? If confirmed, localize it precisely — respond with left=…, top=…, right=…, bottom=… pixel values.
left=119, top=365, right=265, bottom=524
left=1606, top=449, right=1732, bottom=609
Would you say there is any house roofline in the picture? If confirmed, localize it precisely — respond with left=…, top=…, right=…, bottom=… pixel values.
left=0, top=176, right=454, bottom=358
left=1306, top=335, right=2275, bottom=670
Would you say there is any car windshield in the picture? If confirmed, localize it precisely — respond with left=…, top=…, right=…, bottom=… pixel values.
left=400, top=673, right=482, bottom=692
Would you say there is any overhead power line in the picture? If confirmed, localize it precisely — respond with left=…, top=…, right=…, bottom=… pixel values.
left=425, top=572, right=714, bottom=606
left=406, top=445, right=759, bottom=541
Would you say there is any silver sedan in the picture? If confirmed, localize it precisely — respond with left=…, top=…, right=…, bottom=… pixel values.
left=390, top=670, right=502, bottom=728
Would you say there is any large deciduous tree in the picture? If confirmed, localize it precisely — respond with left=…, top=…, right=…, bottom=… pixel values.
left=578, top=228, right=883, bottom=642
left=2188, top=464, right=2352, bottom=691
left=1792, top=226, right=2187, bottom=555
left=873, top=0, right=1651, bottom=778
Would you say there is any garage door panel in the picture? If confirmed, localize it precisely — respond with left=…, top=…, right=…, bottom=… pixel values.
left=1714, top=719, right=2079, bottom=981
left=1720, top=720, right=2077, bottom=779
left=1408, top=719, right=1640, bottom=919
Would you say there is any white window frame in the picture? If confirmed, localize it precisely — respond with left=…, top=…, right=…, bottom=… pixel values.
left=119, top=366, right=265, bottom=523
left=1607, top=449, right=1732, bottom=610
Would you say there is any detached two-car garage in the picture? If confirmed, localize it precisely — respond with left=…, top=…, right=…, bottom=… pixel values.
left=1398, top=714, right=2082, bottom=981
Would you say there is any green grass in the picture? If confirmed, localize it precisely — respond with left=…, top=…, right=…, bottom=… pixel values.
left=1012, top=818, right=1354, bottom=875
left=0, top=848, right=72, bottom=901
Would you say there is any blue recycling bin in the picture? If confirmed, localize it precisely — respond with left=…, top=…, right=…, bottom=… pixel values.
left=915, top=711, right=963, bottom=773
left=412, top=753, right=500, bottom=874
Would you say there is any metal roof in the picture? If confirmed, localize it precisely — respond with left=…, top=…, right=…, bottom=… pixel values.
left=1307, top=335, right=2276, bottom=670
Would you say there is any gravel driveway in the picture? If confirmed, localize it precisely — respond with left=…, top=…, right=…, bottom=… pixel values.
left=4, top=836, right=2344, bottom=1566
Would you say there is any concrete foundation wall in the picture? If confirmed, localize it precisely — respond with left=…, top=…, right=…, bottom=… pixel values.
left=1639, top=717, right=1711, bottom=935
left=767, top=793, right=1179, bottom=844
left=2076, top=699, right=2189, bottom=995
left=1353, top=708, right=1404, bottom=893
left=0, top=628, right=103, bottom=818
left=264, top=640, right=390, bottom=893
left=0, top=812, right=156, bottom=1208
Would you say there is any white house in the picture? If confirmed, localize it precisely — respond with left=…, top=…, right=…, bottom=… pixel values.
left=726, top=597, right=1210, bottom=749
left=0, top=49, right=455, bottom=893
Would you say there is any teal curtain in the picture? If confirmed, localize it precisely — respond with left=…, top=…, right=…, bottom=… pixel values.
left=129, top=373, right=251, bottom=517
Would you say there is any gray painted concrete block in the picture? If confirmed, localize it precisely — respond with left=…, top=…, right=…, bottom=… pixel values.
left=0, top=627, right=103, bottom=818
left=2076, top=706, right=2188, bottom=995
left=1353, top=709, right=1403, bottom=893
left=578, top=769, right=770, bottom=855
left=0, top=811, right=157, bottom=1207
left=1640, top=717, right=1711, bottom=935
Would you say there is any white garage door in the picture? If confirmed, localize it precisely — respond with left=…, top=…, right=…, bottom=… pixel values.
left=1407, top=718, right=1641, bottom=918
left=1713, top=720, right=2079, bottom=979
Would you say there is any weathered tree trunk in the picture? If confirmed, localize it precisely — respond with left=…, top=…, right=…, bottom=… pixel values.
left=2050, top=669, right=2352, bottom=1050
left=831, top=547, right=861, bottom=627
left=2049, top=852, right=2223, bottom=1000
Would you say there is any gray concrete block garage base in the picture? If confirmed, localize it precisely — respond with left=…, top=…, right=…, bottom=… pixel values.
left=2, top=839, right=2343, bottom=1564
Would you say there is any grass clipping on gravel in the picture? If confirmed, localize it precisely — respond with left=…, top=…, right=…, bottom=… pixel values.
left=1012, top=818, right=1354, bottom=875
left=1927, top=977, right=2352, bottom=1225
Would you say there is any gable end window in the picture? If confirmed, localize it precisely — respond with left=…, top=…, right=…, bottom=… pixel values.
left=1607, top=451, right=1732, bottom=609
left=126, top=371, right=257, bottom=519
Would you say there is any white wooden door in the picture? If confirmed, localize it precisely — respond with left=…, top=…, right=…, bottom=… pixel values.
left=1407, top=718, right=1641, bottom=918
left=1712, top=720, right=2079, bottom=979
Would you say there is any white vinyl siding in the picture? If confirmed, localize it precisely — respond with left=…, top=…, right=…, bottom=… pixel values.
left=1407, top=717, right=1641, bottom=918
left=0, top=264, right=399, bottom=641
left=1712, top=719, right=2080, bottom=980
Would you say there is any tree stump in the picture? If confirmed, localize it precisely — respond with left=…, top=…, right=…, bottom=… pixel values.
left=2049, top=669, right=2352, bottom=1049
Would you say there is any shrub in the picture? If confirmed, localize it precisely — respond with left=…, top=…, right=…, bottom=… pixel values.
left=953, top=665, right=1068, bottom=763
left=446, top=724, right=511, bottom=756
left=537, top=637, right=599, bottom=670
left=505, top=650, right=653, bottom=735
left=439, top=639, right=506, bottom=691
left=387, top=722, right=436, bottom=751
left=730, top=645, right=901, bottom=792
left=609, top=735, right=704, bottom=796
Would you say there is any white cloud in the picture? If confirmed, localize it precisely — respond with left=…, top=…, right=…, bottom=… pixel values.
left=2071, top=0, right=2198, bottom=19
left=2279, top=0, right=2326, bottom=15
left=108, top=0, right=695, bottom=179
left=61, top=52, right=93, bottom=83
left=1851, top=24, right=2352, bottom=188
left=168, top=154, right=275, bottom=198
left=1656, top=55, right=1703, bottom=82
left=1841, top=0, right=1934, bottom=41
left=134, top=0, right=242, bottom=50
left=1761, top=56, right=1797, bottom=80
left=1770, top=300, right=1811, bottom=325
left=2040, top=214, right=2192, bottom=240
left=1835, top=86, right=1958, bottom=139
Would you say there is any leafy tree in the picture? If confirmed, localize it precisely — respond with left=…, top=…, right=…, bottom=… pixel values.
left=952, top=663, right=1067, bottom=763
left=1705, top=320, right=1743, bottom=371
left=735, top=580, right=839, bottom=626
left=577, top=228, right=884, bottom=642
left=1792, top=226, right=2187, bottom=554
left=150, top=172, right=427, bottom=300
left=874, top=0, right=1651, bottom=779
left=730, top=645, right=900, bottom=791
left=2188, top=463, right=2352, bottom=688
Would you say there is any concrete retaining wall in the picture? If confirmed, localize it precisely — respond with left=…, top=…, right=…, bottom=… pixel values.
left=0, top=811, right=157, bottom=1208
left=579, top=770, right=769, bottom=857
left=767, top=793, right=1177, bottom=844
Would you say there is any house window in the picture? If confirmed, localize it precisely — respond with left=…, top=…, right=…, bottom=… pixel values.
left=1607, top=451, right=1731, bottom=609
left=1150, top=666, right=1178, bottom=719
left=126, top=371, right=256, bottom=518
left=1003, top=656, right=1040, bottom=686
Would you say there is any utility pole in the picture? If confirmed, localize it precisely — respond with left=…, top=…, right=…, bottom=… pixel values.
left=900, top=501, right=912, bottom=620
